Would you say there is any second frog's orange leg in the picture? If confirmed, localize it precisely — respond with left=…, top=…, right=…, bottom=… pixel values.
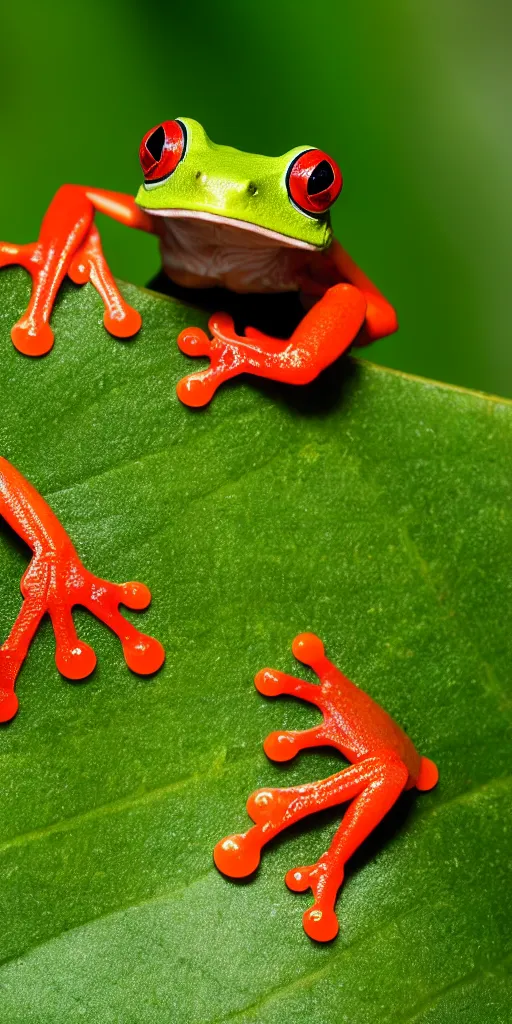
left=0, top=457, right=164, bottom=722
left=0, top=186, right=154, bottom=356
left=214, top=634, right=438, bottom=942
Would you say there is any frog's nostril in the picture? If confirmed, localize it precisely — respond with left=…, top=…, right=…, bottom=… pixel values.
left=247, top=182, right=258, bottom=196
left=195, top=170, right=202, bottom=179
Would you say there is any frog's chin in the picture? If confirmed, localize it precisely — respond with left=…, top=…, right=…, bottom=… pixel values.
left=139, top=206, right=321, bottom=251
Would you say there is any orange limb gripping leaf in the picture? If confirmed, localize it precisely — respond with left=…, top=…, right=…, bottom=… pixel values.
left=0, top=185, right=152, bottom=356
left=214, top=634, right=438, bottom=943
left=175, top=241, right=397, bottom=408
left=0, top=457, right=165, bottom=722
left=176, top=283, right=368, bottom=408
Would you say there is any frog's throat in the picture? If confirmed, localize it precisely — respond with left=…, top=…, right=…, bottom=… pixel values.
left=140, top=207, right=321, bottom=251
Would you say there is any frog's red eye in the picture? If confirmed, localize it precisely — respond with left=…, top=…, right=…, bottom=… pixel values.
left=139, top=120, right=187, bottom=183
left=286, top=149, right=342, bottom=215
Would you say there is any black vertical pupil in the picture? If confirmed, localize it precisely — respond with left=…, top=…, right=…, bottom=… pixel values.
left=146, top=125, right=166, bottom=162
left=307, top=160, right=334, bottom=196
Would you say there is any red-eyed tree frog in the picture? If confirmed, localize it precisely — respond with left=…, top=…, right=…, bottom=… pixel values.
left=0, top=118, right=397, bottom=406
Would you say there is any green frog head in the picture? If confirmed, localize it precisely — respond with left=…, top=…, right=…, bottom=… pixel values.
left=135, top=118, right=343, bottom=251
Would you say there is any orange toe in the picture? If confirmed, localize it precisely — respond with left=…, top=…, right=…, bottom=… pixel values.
left=254, top=668, right=282, bottom=696
left=263, top=730, right=298, bottom=762
left=12, top=320, right=54, bottom=357
left=177, top=327, right=211, bottom=357
left=176, top=374, right=216, bottom=408
left=55, top=641, right=97, bottom=681
left=416, top=756, right=439, bottom=791
left=285, top=867, right=311, bottom=892
left=292, top=632, right=325, bottom=667
left=120, top=581, right=152, bottom=611
left=103, top=307, right=141, bottom=339
left=214, top=831, right=261, bottom=878
left=123, top=636, right=165, bottom=675
left=303, top=904, right=339, bottom=943
left=0, top=689, right=19, bottom=723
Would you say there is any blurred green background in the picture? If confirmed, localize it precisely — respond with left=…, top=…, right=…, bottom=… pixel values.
left=1, top=0, right=511, bottom=396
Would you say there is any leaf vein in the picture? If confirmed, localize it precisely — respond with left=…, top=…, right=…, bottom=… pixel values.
left=0, top=867, right=215, bottom=972
left=395, top=949, right=512, bottom=1024
left=207, top=901, right=430, bottom=1023
left=0, top=747, right=227, bottom=855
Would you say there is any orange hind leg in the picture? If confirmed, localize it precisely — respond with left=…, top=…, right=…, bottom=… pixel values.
left=214, top=752, right=409, bottom=942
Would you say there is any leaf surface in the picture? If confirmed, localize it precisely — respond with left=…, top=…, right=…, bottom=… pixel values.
left=0, top=270, right=510, bottom=1023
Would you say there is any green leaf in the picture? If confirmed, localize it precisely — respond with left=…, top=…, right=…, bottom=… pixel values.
left=0, top=269, right=510, bottom=1023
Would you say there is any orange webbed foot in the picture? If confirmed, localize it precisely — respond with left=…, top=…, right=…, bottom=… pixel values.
left=0, top=553, right=165, bottom=722
left=176, top=282, right=369, bottom=406
left=176, top=313, right=252, bottom=407
left=214, top=635, right=438, bottom=941
left=1, top=186, right=145, bottom=356
left=0, top=458, right=165, bottom=722
left=45, top=560, right=165, bottom=680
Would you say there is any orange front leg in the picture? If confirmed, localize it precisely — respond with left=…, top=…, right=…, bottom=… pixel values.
left=0, top=186, right=154, bottom=355
left=176, top=283, right=367, bottom=407
left=0, top=457, right=164, bottom=722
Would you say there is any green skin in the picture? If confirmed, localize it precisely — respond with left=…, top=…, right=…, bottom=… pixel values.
left=135, top=117, right=332, bottom=251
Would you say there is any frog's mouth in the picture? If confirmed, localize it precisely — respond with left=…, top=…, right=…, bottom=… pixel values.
left=141, top=207, right=320, bottom=251
left=145, top=207, right=324, bottom=300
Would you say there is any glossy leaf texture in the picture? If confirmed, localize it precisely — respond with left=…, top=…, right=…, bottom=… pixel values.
left=0, top=269, right=511, bottom=1023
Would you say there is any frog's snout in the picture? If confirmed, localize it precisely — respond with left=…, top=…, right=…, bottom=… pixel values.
left=193, top=169, right=257, bottom=194
left=193, top=174, right=258, bottom=211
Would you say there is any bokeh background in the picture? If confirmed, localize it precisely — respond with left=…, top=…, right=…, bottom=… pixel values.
left=1, top=0, right=511, bottom=396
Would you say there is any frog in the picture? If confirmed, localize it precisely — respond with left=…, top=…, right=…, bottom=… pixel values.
left=0, top=457, right=165, bottom=722
left=0, top=118, right=397, bottom=406
left=214, top=633, right=439, bottom=942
